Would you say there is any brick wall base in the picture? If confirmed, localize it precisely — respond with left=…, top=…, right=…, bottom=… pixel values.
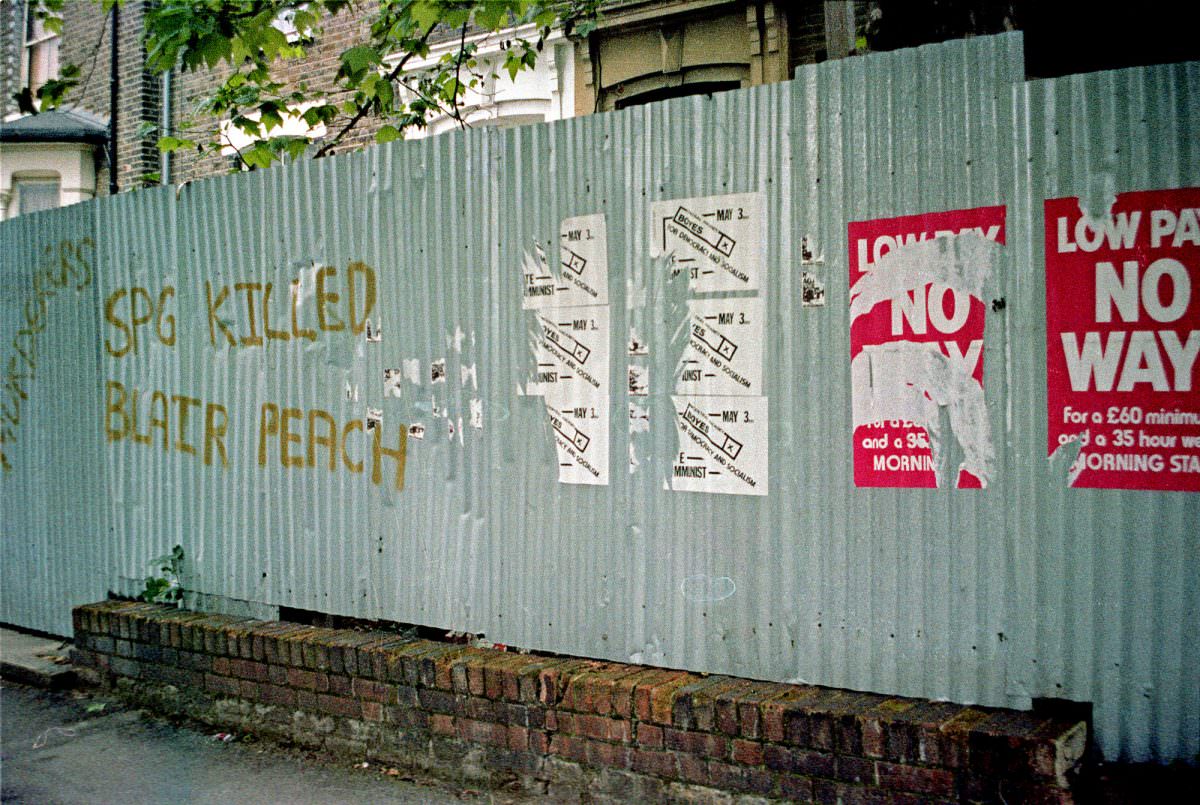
left=72, top=601, right=1086, bottom=804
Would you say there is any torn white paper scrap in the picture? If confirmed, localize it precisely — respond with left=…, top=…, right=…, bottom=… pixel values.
left=384, top=368, right=403, bottom=398
left=548, top=398, right=609, bottom=486
left=521, top=242, right=558, bottom=310
left=557, top=213, right=609, bottom=306
left=469, top=398, right=483, bottom=429
left=801, top=271, right=826, bottom=307
left=629, top=364, right=649, bottom=397
left=628, top=326, right=648, bottom=356
left=650, top=192, right=765, bottom=293
left=366, top=408, right=382, bottom=432
left=402, top=359, right=421, bottom=385
left=408, top=424, right=425, bottom=440
left=676, top=297, right=763, bottom=396
left=628, top=401, right=649, bottom=433
left=525, top=304, right=610, bottom=397
left=670, top=395, right=768, bottom=496
left=431, top=359, right=446, bottom=384
left=460, top=363, right=478, bottom=390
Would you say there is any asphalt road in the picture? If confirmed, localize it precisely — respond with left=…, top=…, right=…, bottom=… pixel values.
left=0, top=682, right=506, bottom=805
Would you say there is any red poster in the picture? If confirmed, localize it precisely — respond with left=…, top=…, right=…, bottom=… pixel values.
left=848, top=206, right=1006, bottom=488
left=1045, top=189, right=1200, bottom=491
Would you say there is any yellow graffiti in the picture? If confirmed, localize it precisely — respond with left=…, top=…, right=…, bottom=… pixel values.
left=2, top=238, right=95, bottom=473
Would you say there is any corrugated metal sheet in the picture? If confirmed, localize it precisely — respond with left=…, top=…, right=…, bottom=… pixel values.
left=1, top=33, right=1196, bottom=763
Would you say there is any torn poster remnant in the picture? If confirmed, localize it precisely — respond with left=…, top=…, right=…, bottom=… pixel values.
left=1046, top=188, right=1200, bottom=491
left=848, top=205, right=1005, bottom=488
left=651, top=192, right=764, bottom=293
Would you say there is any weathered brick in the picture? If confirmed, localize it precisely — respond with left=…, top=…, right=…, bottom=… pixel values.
left=636, top=723, right=664, bottom=748
left=833, top=755, right=876, bottom=786
left=205, top=673, right=240, bottom=696
left=529, top=729, right=551, bottom=754
left=550, top=733, right=591, bottom=764
left=386, top=705, right=428, bottom=731
left=507, top=724, right=530, bottom=751
left=238, top=679, right=260, bottom=699
left=229, top=658, right=268, bottom=682
left=663, top=727, right=728, bottom=758
left=351, top=677, right=392, bottom=703
left=708, top=760, right=775, bottom=795
left=630, top=748, right=678, bottom=778
left=143, top=664, right=201, bottom=689
left=763, top=745, right=835, bottom=778
left=110, top=657, right=141, bottom=678
left=634, top=672, right=697, bottom=725
left=286, top=667, right=328, bottom=691
left=328, top=674, right=352, bottom=697
left=670, top=675, right=738, bottom=730
left=458, top=717, right=509, bottom=747
left=675, top=750, right=708, bottom=784
left=575, top=714, right=632, bottom=744
left=712, top=680, right=762, bottom=735
left=362, top=701, right=384, bottom=722
left=417, top=687, right=457, bottom=714
left=460, top=695, right=499, bottom=722
left=587, top=740, right=632, bottom=770
left=316, top=694, right=361, bottom=718
left=430, top=713, right=456, bottom=736
left=731, top=738, right=764, bottom=766
left=259, top=684, right=297, bottom=707
left=779, top=773, right=816, bottom=802
left=876, top=761, right=956, bottom=797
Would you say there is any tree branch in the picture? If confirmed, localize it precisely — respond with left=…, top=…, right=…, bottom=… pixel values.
left=313, top=24, right=436, bottom=158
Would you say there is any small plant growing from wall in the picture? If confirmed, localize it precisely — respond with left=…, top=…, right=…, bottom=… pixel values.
left=140, top=545, right=185, bottom=605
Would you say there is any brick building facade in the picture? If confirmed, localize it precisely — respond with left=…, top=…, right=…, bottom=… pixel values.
left=2, top=1, right=881, bottom=216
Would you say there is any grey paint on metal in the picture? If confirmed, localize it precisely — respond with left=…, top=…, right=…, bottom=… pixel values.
left=1, top=33, right=1196, bottom=763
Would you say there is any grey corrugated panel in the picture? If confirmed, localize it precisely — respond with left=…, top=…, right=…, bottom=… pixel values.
left=2, top=33, right=1197, bottom=763
left=1016, top=61, right=1200, bottom=763
left=0, top=200, right=107, bottom=635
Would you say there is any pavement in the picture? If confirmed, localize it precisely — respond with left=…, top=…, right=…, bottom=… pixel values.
left=0, top=627, right=75, bottom=688
left=0, top=627, right=530, bottom=805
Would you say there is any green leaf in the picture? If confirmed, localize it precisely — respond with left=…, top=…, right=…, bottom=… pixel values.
left=197, top=33, right=232, bottom=69
left=241, top=143, right=275, bottom=169
left=410, top=1, right=441, bottom=31
left=157, top=136, right=196, bottom=153
left=341, top=45, right=381, bottom=75
left=376, top=125, right=401, bottom=143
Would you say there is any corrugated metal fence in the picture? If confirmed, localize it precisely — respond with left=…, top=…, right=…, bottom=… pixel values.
left=1, top=33, right=1196, bottom=763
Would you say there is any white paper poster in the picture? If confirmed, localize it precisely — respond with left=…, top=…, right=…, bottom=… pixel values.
left=547, top=398, right=609, bottom=486
left=525, top=304, right=610, bottom=398
left=651, top=192, right=764, bottom=293
left=676, top=297, right=764, bottom=396
left=558, top=214, right=609, bottom=306
left=670, top=395, right=768, bottom=496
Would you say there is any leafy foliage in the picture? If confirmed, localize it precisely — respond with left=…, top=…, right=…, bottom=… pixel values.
left=140, top=544, right=185, bottom=605
left=17, top=1, right=601, bottom=171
